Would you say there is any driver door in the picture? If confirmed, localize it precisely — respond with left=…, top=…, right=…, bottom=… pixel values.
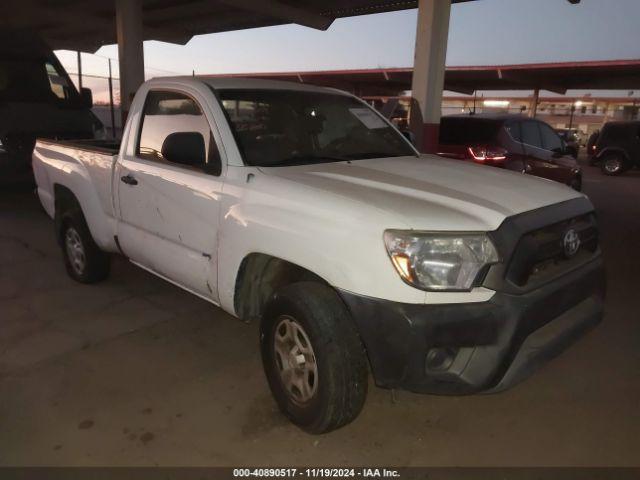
left=116, top=89, right=224, bottom=302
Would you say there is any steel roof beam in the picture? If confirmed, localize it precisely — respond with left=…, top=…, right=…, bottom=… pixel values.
left=217, top=0, right=334, bottom=31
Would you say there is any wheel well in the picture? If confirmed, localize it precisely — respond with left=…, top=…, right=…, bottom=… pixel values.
left=234, top=253, right=328, bottom=321
left=599, top=148, right=630, bottom=163
left=53, top=184, right=81, bottom=243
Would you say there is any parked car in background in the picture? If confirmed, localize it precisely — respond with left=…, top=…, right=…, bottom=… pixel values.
left=0, top=30, right=103, bottom=182
left=32, top=77, right=605, bottom=433
left=438, top=114, right=583, bottom=190
left=556, top=128, right=580, bottom=159
left=592, top=121, right=640, bottom=175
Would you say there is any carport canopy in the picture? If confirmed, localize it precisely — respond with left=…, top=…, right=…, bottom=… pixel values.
left=0, top=0, right=465, bottom=131
left=1, top=0, right=471, bottom=51
left=1, top=0, right=582, bottom=151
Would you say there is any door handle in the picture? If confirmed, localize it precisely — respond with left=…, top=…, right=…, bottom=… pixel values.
left=120, top=174, right=138, bottom=186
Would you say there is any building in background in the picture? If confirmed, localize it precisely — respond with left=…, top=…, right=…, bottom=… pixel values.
left=368, top=94, right=640, bottom=142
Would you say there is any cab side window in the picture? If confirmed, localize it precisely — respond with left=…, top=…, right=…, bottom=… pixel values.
left=539, top=123, right=563, bottom=152
left=138, top=90, right=221, bottom=175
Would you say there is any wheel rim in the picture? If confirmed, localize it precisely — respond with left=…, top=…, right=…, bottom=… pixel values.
left=273, top=315, right=318, bottom=404
left=65, top=227, right=86, bottom=275
left=604, top=157, right=622, bottom=173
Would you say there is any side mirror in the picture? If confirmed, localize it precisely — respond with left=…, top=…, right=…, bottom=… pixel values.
left=80, top=87, right=93, bottom=108
left=401, top=130, right=415, bottom=145
left=161, top=132, right=206, bottom=167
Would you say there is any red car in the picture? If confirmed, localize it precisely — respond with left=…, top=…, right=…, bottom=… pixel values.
left=437, top=114, right=582, bottom=191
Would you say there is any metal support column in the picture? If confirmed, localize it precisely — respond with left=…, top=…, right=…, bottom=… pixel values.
left=530, top=88, right=540, bottom=118
left=116, top=0, right=145, bottom=121
left=409, top=0, right=451, bottom=153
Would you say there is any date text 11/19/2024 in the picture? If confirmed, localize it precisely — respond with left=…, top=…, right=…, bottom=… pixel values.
left=233, top=468, right=401, bottom=478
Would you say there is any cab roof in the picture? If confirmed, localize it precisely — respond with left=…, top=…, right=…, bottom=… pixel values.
left=147, top=76, right=351, bottom=96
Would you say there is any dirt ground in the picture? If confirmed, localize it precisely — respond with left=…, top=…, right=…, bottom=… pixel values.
left=1, top=163, right=638, bottom=466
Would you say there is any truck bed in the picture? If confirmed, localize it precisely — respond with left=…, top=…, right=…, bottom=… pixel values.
left=33, top=137, right=121, bottom=251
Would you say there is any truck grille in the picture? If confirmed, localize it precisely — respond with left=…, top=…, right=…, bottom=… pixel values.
left=506, top=213, right=599, bottom=288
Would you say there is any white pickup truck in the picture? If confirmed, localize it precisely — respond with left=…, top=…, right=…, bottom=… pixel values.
left=33, top=77, right=605, bottom=433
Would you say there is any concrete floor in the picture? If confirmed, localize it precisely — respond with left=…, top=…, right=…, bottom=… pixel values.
left=0, top=164, right=639, bottom=467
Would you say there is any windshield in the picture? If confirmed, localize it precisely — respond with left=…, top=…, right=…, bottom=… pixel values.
left=216, top=88, right=416, bottom=167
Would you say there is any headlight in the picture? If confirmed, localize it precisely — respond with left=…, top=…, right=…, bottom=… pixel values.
left=384, top=230, right=499, bottom=291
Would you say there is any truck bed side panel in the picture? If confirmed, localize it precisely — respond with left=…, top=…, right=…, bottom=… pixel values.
left=32, top=139, right=118, bottom=252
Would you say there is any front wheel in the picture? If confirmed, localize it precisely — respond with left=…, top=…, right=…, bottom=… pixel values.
left=260, top=282, right=368, bottom=434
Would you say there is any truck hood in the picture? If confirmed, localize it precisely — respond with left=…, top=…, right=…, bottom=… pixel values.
left=258, top=155, right=585, bottom=232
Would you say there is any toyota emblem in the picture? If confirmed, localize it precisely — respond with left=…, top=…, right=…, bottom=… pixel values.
left=563, top=229, right=580, bottom=257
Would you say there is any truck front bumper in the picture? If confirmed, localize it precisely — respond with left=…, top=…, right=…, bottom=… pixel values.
left=338, top=256, right=605, bottom=394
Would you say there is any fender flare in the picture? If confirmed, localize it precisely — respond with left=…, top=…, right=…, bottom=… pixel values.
left=594, top=147, right=630, bottom=164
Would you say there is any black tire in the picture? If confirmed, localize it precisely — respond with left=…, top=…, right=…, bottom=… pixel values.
left=600, top=153, right=627, bottom=176
left=260, top=282, right=368, bottom=434
left=59, top=208, right=110, bottom=283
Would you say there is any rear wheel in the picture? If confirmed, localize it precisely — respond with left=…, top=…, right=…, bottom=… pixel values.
left=260, top=282, right=368, bottom=434
left=59, top=209, right=110, bottom=283
left=600, top=153, right=627, bottom=176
